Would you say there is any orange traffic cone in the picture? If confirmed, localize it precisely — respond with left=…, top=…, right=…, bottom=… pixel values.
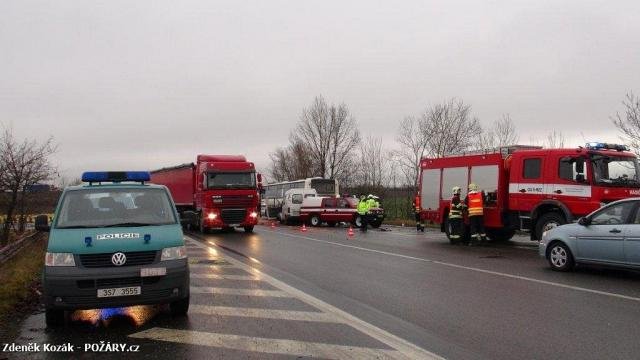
left=347, top=226, right=354, bottom=237
left=270, top=222, right=276, bottom=229
left=301, top=224, right=307, bottom=232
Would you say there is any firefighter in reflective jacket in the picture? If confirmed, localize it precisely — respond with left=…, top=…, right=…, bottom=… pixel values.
left=412, top=198, right=424, bottom=232
left=448, top=186, right=464, bottom=242
left=464, top=183, right=487, bottom=245
left=357, top=195, right=370, bottom=232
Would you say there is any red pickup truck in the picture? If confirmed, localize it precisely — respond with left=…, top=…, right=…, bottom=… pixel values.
left=300, top=197, right=360, bottom=227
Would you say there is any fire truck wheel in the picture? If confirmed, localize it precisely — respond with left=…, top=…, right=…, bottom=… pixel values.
left=244, top=226, right=254, bottom=233
left=547, top=242, right=574, bottom=271
left=486, top=229, right=515, bottom=242
left=535, top=213, right=566, bottom=240
left=310, top=215, right=321, bottom=227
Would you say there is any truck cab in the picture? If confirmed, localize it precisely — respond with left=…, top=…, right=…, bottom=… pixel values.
left=38, top=171, right=189, bottom=327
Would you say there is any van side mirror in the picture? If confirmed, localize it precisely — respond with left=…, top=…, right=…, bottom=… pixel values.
left=35, top=214, right=50, bottom=232
left=578, top=217, right=590, bottom=226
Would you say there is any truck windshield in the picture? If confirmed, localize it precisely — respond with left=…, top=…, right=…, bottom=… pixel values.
left=590, top=155, right=640, bottom=187
left=207, top=172, right=256, bottom=189
left=56, top=188, right=177, bottom=228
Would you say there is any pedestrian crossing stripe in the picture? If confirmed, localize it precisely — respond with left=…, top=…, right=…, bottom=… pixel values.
left=188, top=304, right=338, bottom=323
left=129, top=328, right=402, bottom=360
left=190, top=286, right=290, bottom=298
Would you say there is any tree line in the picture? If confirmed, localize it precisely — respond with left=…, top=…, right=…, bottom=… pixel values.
left=269, top=92, right=640, bottom=200
left=0, top=125, right=57, bottom=245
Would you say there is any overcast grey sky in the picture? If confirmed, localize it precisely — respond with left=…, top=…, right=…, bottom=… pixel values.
left=1, top=0, right=639, bottom=181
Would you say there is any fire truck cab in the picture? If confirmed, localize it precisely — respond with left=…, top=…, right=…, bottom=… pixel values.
left=418, top=143, right=640, bottom=241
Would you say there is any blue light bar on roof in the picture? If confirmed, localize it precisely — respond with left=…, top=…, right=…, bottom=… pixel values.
left=585, top=142, right=630, bottom=152
left=81, top=171, right=151, bottom=183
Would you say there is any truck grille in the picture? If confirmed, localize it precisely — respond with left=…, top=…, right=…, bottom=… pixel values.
left=220, top=195, right=254, bottom=208
left=220, top=209, right=246, bottom=224
left=79, top=251, right=157, bottom=268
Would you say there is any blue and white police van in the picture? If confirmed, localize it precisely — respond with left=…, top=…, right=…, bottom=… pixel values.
left=36, top=171, right=189, bottom=326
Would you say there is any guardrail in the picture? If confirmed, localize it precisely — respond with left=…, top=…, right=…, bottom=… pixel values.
left=0, top=232, right=41, bottom=265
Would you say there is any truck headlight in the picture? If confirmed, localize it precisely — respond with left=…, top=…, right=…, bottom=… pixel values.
left=249, top=212, right=258, bottom=218
left=45, top=252, right=76, bottom=267
left=207, top=212, right=217, bottom=220
left=161, top=246, right=187, bottom=261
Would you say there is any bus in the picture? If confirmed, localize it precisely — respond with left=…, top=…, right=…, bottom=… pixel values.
left=263, top=177, right=339, bottom=219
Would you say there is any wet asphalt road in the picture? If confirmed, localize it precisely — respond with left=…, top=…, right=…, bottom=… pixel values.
left=3, top=224, right=640, bottom=359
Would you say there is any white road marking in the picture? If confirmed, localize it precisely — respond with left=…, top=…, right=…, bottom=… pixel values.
left=190, top=286, right=291, bottom=298
left=130, top=328, right=401, bottom=360
left=190, top=273, right=261, bottom=281
left=185, top=236, right=442, bottom=360
left=189, top=304, right=340, bottom=323
left=260, top=228, right=640, bottom=303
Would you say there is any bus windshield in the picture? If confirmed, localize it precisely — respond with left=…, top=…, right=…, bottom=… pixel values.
left=310, top=178, right=336, bottom=196
left=56, top=188, right=177, bottom=228
left=590, top=155, right=640, bottom=187
left=207, top=172, right=256, bottom=189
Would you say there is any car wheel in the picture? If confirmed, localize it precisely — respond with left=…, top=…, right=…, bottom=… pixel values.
left=353, top=215, right=362, bottom=228
left=45, top=308, right=65, bottom=327
left=170, top=296, right=190, bottom=316
left=535, top=212, right=566, bottom=240
left=547, top=242, right=575, bottom=272
left=310, top=215, right=321, bottom=227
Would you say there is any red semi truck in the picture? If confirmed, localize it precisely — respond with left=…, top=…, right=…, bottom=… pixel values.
left=151, top=155, right=262, bottom=233
left=417, top=143, right=640, bottom=241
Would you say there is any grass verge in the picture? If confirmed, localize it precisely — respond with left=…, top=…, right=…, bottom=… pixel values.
left=0, top=234, right=45, bottom=329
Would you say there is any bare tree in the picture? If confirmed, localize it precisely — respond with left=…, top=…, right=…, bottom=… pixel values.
left=476, top=114, right=519, bottom=150
left=545, top=130, right=565, bottom=148
left=355, top=136, right=387, bottom=189
left=291, top=96, right=360, bottom=180
left=0, top=126, right=57, bottom=244
left=611, top=92, right=640, bottom=155
left=393, top=116, right=428, bottom=189
left=268, top=140, right=314, bottom=182
left=423, top=98, right=482, bottom=157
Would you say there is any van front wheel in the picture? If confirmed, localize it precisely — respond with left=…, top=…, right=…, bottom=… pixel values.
left=45, top=308, right=65, bottom=327
left=170, top=296, right=190, bottom=316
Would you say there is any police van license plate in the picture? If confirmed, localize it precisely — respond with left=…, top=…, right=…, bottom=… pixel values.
left=97, top=286, right=141, bottom=298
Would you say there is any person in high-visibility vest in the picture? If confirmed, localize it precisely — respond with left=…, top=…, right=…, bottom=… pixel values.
left=357, top=195, right=370, bottom=232
left=449, top=186, right=465, bottom=243
left=464, top=183, right=487, bottom=245
left=412, top=197, right=424, bottom=232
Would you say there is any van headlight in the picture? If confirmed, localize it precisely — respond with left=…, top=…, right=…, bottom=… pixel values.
left=161, top=246, right=187, bottom=261
left=45, top=252, right=76, bottom=267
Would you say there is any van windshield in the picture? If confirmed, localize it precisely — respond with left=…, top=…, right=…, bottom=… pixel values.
left=56, top=188, right=177, bottom=229
left=590, top=155, right=640, bottom=187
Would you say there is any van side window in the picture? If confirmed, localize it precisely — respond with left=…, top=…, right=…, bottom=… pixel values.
left=338, top=199, right=349, bottom=208
left=523, top=158, right=542, bottom=179
left=323, top=199, right=335, bottom=208
left=559, top=157, right=586, bottom=183
left=292, top=194, right=303, bottom=204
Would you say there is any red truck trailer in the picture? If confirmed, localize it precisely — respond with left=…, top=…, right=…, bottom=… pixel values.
left=417, top=143, right=640, bottom=242
left=151, top=155, right=263, bottom=233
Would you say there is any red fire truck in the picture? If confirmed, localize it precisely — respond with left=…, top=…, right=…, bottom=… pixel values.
left=417, top=143, right=640, bottom=242
left=151, top=155, right=262, bottom=233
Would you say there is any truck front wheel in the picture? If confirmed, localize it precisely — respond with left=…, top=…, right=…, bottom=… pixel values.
left=534, top=213, right=566, bottom=240
left=244, top=226, right=254, bottom=233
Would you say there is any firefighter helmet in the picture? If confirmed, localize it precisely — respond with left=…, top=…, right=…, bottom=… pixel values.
left=469, top=183, right=479, bottom=192
left=452, top=186, right=461, bottom=195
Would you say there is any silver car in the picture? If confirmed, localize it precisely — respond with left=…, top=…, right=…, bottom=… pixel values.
left=539, top=198, right=640, bottom=271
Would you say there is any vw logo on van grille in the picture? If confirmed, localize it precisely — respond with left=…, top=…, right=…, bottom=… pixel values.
left=111, top=252, right=127, bottom=266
